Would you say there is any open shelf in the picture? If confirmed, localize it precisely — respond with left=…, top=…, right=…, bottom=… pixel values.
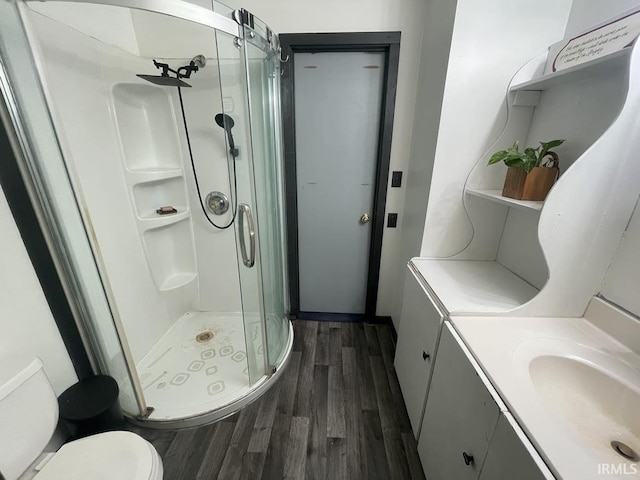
left=466, top=188, right=543, bottom=212
left=127, top=167, right=183, bottom=185
left=510, top=48, right=631, bottom=92
left=132, top=177, right=187, bottom=218
left=112, top=83, right=183, bottom=172
left=410, top=259, right=539, bottom=314
left=138, top=208, right=190, bottom=230
left=143, top=218, right=196, bottom=291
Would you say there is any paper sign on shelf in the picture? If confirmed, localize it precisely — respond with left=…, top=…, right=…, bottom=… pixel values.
left=545, top=8, right=640, bottom=74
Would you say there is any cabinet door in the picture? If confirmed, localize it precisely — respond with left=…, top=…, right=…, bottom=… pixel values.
left=418, top=323, right=500, bottom=480
left=479, top=413, right=553, bottom=480
left=394, top=268, right=444, bottom=436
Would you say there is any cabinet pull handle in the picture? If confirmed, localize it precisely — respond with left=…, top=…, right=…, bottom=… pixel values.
left=422, top=351, right=430, bottom=361
left=462, top=451, right=474, bottom=466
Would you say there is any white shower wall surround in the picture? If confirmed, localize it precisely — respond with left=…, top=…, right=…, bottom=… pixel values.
left=25, top=8, right=244, bottom=363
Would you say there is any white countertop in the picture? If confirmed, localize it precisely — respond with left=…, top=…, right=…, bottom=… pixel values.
left=410, top=259, right=539, bottom=314
left=451, top=299, right=640, bottom=479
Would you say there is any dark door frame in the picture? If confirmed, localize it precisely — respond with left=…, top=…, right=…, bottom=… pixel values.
left=280, top=32, right=401, bottom=320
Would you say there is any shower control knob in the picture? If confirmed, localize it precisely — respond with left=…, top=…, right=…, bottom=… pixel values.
left=360, top=213, right=370, bottom=224
left=206, top=191, right=230, bottom=215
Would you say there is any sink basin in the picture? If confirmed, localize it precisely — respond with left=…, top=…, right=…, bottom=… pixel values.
left=515, top=338, right=640, bottom=466
left=451, top=311, right=640, bottom=479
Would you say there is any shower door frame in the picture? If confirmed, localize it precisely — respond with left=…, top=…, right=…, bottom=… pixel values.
left=7, top=0, right=274, bottom=420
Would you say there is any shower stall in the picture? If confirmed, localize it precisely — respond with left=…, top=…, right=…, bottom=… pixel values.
left=0, top=0, right=291, bottom=427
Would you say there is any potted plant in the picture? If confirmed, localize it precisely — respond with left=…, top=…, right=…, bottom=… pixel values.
left=487, top=139, right=565, bottom=201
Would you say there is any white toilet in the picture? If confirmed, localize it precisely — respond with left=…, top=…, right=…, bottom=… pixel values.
left=0, top=357, right=163, bottom=480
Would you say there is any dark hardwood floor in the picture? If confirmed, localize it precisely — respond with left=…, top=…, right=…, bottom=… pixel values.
left=129, top=320, right=425, bottom=480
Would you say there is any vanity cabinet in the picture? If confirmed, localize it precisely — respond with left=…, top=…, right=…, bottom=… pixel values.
left=394, top=266, right=444, bottom=436
left=418, top=323, right=551, bottom=480
left=479, top=413, right=549, bottom=480
left=418, top=323, right=499, bottom=479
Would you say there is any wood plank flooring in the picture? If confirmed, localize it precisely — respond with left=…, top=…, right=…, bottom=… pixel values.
left=129, top=320, right=425, bottom=480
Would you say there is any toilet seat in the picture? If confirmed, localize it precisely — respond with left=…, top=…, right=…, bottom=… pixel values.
left=34, top=431, right=163, bottom=480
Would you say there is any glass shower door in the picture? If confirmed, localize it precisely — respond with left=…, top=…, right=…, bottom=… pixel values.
left=0, top=0, right=146, bottom=417
left=244, top=27, right=289, bottom=367
left=216, top=29, right=269, bottom=385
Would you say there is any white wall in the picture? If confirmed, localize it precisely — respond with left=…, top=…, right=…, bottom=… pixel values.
left=392, top=0, right=458, bottom=326
left=569, top=0, right=640, bottom=322
left=419, top=0, right=572, bottom=258
left=602, top=198, right=640, bottom=318
left=28, top=2, right=140, bottom=55
left=564, top=0, right=640, bottom=37
left=0, top=187, right=77, bottom=395
left=192, top=0, right=429, bottom=316
left=175, top=61, right=246, bottom=313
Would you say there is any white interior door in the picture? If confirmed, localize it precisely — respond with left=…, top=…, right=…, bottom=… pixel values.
left=294, top=51, right=384, bottom=314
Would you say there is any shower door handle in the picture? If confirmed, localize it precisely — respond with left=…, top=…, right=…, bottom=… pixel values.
left=239, top=204, right=255, bottom=268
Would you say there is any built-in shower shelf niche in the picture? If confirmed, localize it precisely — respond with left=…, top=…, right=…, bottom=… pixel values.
left=139, top=208, right=190, bottom=230
left=112, top=82, right=183, bottom=171
left=111, top=82, right=197, bottom=292
left=127, top=167, right=183, bottom=185
left=143, top=218, right=197, bottom=291
left=158, top=272, right=197, bottom=291
left=132, top=177, right=188, bottom=219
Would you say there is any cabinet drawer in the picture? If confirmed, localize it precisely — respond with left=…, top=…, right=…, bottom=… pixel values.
left=418, top=323, right=500, bottom=480
left=394, top=267, right=444, bottom=436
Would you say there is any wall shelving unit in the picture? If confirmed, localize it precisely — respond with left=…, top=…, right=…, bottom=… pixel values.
left=510, top=48, right=632, bottom=93
left=465, top=188, right=543, bottom=213
left=413, top=43, right=640, bottom=317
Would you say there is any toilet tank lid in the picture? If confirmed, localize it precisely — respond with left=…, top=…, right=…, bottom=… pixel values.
left=0, top=357, right=43, bottom=402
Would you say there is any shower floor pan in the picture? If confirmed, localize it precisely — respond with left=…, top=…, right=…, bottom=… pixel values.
left=137, top=311, right=263, bottom=422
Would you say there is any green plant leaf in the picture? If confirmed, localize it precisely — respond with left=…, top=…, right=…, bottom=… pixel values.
left=504, top=157, right=525, bottom=168
left=540, top=139, right=565, bottom=150
left=487, top=150, right=509, bottom=165
left=489, top=139, right=564, bottom=171
left=538, top=139, right=565, bottom=162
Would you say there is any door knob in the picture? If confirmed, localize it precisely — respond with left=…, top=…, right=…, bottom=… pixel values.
left=360, top=213, right=370, bottom=224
